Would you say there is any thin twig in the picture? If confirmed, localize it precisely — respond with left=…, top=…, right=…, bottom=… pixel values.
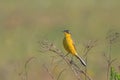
left=24, top=57, right=36, bottom=80
left=104, top=30, right=119, bottom=80
left=40, top=40, right=93, bottom=80
left=82, top=40, right=97, bottom=80
left=83, top=40, right=97, bottom=57
left=57, top=69, right=66, bottom=80
left=43, top=64, right=55, bottom=80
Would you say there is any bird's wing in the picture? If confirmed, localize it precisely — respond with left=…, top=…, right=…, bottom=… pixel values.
left=72, top=39, right=77, bottom=51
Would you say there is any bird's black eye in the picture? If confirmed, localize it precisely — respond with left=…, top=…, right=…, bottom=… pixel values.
left=64, top=30, right=70, bottom=33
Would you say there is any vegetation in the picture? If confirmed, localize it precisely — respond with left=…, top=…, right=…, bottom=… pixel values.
left=110, top=67, right=120, bottom=80
left=0, top=0, right=120, bottom=80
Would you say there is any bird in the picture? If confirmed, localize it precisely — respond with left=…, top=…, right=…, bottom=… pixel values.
left=63, top=30, right=86, bottom=66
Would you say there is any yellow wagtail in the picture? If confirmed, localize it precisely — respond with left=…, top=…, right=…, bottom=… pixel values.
left=63, top=30, right=86, bottom=66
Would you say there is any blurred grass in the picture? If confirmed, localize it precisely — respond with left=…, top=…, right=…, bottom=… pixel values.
left=0, top=0, right=120, bottom=80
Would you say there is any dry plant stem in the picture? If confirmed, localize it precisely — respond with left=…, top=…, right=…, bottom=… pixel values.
left=83, top=40, right=97, bottom=80
left=24, top=57, right=36, bottom=80
left=107, top=63, right=110, bottom=80
left=43, top=64, right=66, bottom=80
left=104, top=52, right=116, bottom=80
left=107, top=43, right=111, bottom=80
left=105, top=30, right=119, bottom=80
left=43, top=64, right=55, bottom=80
left=83, top=40, right=97, bottom=57
left=40, top=41, right=92, bottom=80
left=49, top=48, right=82, bottom=80
left=57, top=69, right=66, bottom=80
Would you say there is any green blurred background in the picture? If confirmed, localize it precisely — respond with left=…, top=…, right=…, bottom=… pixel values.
left=0, top=0, right=120, bottom=80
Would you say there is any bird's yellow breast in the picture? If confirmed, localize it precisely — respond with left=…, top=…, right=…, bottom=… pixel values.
left=63, top=35, right=77, bottom=55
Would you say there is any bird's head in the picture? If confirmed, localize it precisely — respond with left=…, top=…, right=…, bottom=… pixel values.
left=63, top=30, right=71, bottom=36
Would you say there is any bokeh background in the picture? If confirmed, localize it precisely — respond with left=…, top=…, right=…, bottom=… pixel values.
left=0, top=0, right=120, bottom=80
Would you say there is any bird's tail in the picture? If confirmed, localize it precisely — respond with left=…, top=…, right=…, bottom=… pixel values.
left=75, top=54, right=86, bottom=66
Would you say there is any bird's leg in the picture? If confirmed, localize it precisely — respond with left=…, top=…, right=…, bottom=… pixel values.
left=56, top=53, right=69, bottom=64
left=70, top=55, right=74, bottom=64
left=64, top=53, right=73, bottom=64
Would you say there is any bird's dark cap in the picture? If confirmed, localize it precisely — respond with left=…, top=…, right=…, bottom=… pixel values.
left=63, top=30, right=70, bottom=33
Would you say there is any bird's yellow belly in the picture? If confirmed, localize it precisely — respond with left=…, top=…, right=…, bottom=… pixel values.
left=63, top=37, right=77, bottom=55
